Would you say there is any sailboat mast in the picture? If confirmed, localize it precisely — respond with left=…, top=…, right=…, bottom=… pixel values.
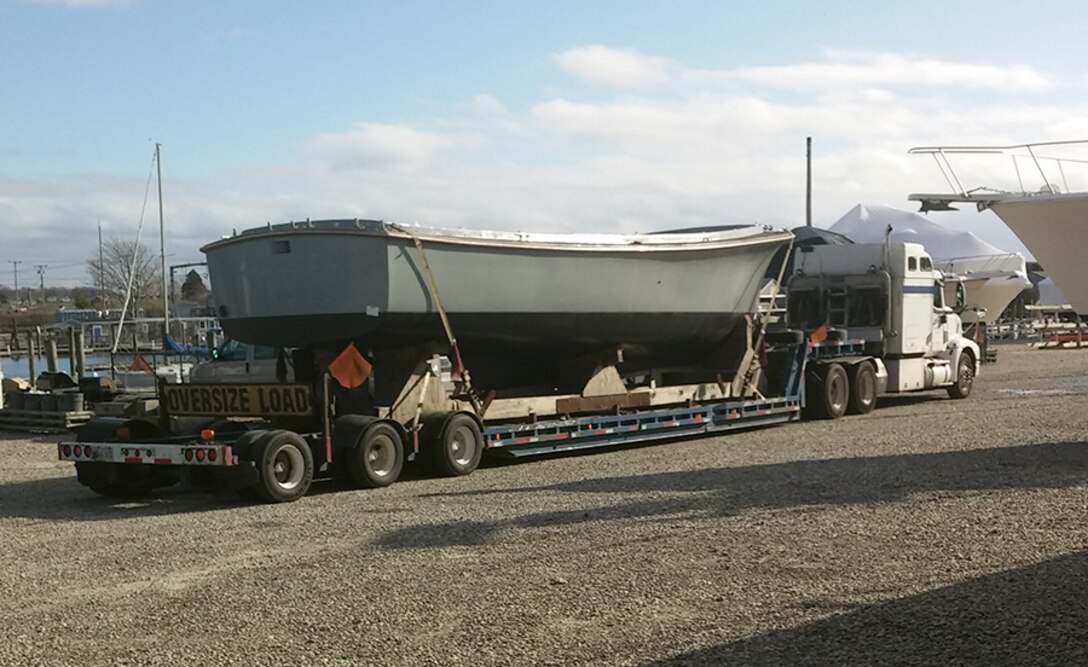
left=156, top=142, right=169, bottom=337
left=97, top=218, right=106, bottom=311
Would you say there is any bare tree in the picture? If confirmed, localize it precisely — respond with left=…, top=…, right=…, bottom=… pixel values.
left=87, top=238, right=162, bottom=316
left=180, top=269, right=209, bottom=301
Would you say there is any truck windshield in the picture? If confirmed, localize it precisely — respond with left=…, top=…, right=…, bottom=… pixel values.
left=215, top=340, right=280, bottom=361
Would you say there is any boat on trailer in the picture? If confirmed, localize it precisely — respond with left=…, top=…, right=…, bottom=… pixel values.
left=202, top=219, right=793, bottom=395
left=908, top=139, right=1088, bottom=314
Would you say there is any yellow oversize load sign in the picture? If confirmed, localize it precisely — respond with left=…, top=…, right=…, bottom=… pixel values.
left=162, top=383, right=313, bottom=417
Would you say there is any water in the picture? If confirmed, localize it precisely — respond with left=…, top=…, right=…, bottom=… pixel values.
left=2, top=354, right=118, bottom=380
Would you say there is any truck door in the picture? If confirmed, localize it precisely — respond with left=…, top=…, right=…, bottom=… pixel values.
left=930, top=277, right=952, bottom=356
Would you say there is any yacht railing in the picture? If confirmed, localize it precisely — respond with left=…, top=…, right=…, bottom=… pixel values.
left=909, top=139, right=1088, bottom=200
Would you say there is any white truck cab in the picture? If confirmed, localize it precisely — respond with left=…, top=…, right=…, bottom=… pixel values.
left=786, top=242, right=979, bottom=397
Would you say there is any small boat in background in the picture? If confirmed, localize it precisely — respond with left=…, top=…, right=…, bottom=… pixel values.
left=909, top=140, right=1088, bottom=314
left=830, top=204, right=1030, bottom=323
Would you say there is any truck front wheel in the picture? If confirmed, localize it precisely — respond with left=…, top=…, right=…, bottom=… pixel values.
left=948, top=353, right=975, bottom=399
left=252, top=431, right=314, bottom=503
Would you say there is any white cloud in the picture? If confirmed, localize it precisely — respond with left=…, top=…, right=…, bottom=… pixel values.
left=472, top=94, right=507, bottom=115
left=717, top=49, right=1055, bottom=93
left=305, top=122, right=457, bottom=171
left=554, top=45, right=671, bottom=86
left=5, top=46, right=1082, bottom=274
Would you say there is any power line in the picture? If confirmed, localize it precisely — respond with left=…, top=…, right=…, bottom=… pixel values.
left=8, top=260, right=20, bottom=305
left=35, top=264, right=47, bottom=304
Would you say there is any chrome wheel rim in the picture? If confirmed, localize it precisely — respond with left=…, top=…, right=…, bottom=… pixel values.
left=449, top=424, right=478, bottom=466
left=269, top=443, right=305, bottom=491
left=366, top=434, right=396, bottom=477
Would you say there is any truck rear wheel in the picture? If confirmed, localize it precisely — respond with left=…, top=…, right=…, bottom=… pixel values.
left=948, top=352, right=975, bottom=399
left=347, top=423, right=404, bottom=488
left=252, top=430, right=313, bottom=503
left=847, top=362, right=878, bottom=415
left=807, top=363, right=849, bottom=419
left=427, top=413, right=483, bottom=477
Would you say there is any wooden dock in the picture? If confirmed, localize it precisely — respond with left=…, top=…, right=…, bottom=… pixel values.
left=0, top=408, right=94, bottom=434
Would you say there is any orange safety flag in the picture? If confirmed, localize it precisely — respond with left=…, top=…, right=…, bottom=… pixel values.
left=328, top=342, right=372, bottom=389
left=809, top=323, right=828, bottom=345
left=129, top=353, right=154, bottom=373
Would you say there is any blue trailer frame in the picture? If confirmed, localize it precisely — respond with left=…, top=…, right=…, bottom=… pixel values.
left=58, top=336, right=874, bottom=501
left=479, top=337, right=867, bottom=457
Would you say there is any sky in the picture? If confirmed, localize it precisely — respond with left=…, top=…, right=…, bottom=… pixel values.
left=3, top=0, right=1088, bottom=288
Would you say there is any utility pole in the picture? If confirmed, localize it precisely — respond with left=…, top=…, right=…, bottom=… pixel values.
left=35, top=264, right=46, bottom=306
left=156, top=143, right=169, bottom=335
left=8, top=260, right=20, bottom=306
left=806, top=136, right=813, bottom=227
left=98, top=218, right=107, bottom=311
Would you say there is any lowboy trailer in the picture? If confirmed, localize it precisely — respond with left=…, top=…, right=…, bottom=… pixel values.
left=58, top=239, right=978, bottom=503
left=59, top=333, right=886, bottom=503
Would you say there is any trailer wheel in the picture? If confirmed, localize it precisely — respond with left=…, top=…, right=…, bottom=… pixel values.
left=75, top=420, right=155, bottom=498
left=427, top=413, right=483, bottom=477
left=948, top=352, right=975, bottom=399
left=252, top=431, right=313, bottom=503
left=807, top=363, right=849, bottom=419
left=347, top=423, right=404, bottom=488
left=74, top=462, right=153, bottom=498
left=847, top=362, right=878, bottom=415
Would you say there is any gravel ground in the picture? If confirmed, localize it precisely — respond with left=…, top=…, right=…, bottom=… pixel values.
left=2, top=344, right=1087, bottom=666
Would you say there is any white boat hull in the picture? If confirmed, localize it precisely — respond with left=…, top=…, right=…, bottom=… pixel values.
left=202, top=219, right=792, bottom=391
left=990, top=196, right=1088, bottom=313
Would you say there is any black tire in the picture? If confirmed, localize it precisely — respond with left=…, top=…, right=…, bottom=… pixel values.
left=74, top=462, right=152, bottom=498
left=847, top=362, right=878, bottom=415
left=427, top=413, right=483, bottom=477
left=329, top=416, right=375, bottom=488
left=765, top=329, right=805, bottom=346
left=948, top=352, right=975, bottom=399
left=346, top=422, right=404, bottom=488
left=806, top=363, right=849, bottom=420
left=251, top=430, right=314, bottom=503
left=74, top=420, right=155, bottom=498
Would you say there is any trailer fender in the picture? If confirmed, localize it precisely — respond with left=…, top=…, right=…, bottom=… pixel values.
left=418, top=411, right=484, bottom=446
left=331, top=415, right=379, bottom=451
left=74, top=417, right=130, bottom=443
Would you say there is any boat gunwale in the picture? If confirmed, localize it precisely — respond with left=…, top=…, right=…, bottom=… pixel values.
left=201, top=225, right=794, bottom=255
